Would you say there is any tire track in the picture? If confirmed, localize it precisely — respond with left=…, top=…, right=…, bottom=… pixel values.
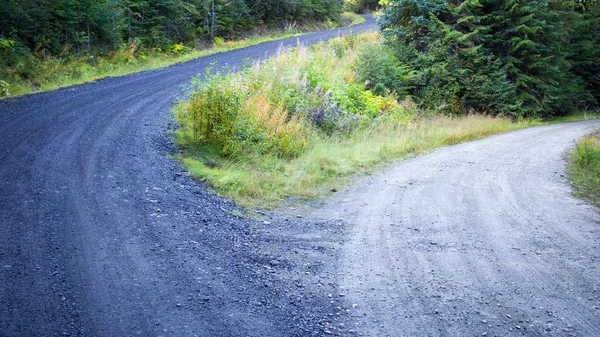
left=308, top=121, right=600, bottom=336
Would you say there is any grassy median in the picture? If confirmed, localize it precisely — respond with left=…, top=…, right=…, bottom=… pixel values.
left=173, top=32, right=547, bottom=209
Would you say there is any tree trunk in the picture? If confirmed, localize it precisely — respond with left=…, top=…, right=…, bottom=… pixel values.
left=128, top=10, right=131, bottom=42
left=87, top=22, right=91, bottom=50
left=211, top=0, right=215, bottom=40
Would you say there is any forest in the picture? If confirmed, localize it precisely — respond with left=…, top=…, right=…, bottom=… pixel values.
left=1, top=0, right=598, bottom=119
left=0, top=0, right=347, bottom=54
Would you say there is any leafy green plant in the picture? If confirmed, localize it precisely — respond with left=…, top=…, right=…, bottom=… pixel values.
left=354, top=42, right=416, bottom=97
left=176, top=66, right=309, bottom=159
left=568, top=131, right=600, bottom=206
left=213, top=37, right=225, bottom=46
left=0, top=80, right=9, bottom=96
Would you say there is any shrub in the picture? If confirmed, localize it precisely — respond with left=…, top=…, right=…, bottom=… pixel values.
left=569, top=131, right=600, bottom=206
left=401, top=39, right=516, bottom=116
left=0, top=80, right=9, bottom=96
left=573, top=134, right=600, bottom=175
left=177, top=68, right=309, bottom=158
left=176, top=32, right=408, bottom=162
left=171, top=43, right=185, bottom=54
left=354, top=43, right=415, bottom=97
left=214, top=37, right=225, bottom=47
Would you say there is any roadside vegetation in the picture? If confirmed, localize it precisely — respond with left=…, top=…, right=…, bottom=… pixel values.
left=568, top=130, right=600, bottom=207
left=174, top=32, right=541, bottom=208
left=0, top=0, right=364, bottom=98
left=175, top=0, right=600, bottom=209
left=0, top=19, right=357, bottom=98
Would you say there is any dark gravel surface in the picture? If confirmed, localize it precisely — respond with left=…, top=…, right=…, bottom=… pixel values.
left=0, top=17, right=377, bottom=336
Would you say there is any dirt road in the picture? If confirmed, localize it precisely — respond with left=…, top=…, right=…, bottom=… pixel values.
left=306, top=121, right=600, bottom=336
left=0, top=18, right=376, bottom=336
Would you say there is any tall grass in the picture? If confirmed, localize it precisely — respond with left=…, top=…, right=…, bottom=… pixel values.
left=178, top=115, right=539, bottom=207
left=568, top=130, right=600, bottom=206
left=175, top=32, right=541, bottom=209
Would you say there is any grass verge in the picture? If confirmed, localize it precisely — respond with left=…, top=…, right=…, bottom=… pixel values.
left=568, top=130, right=600, bottom=207
left=548, top=110, right=600, bottom=124
left=177, top=115, right=540, bottom=209
left=174, top=31, right=546, bottom=209
left=1, top=14, right=364, bottom=99
left=340, top=12, right=367, bottom=26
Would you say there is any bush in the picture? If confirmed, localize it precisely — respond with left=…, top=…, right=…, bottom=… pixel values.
left=573, top=134, right=600, bottom=175
left=175, top=32, right=405, bottom=161
left=0, top=80, right=9, bottom=96
left=394, top=39, right=516, bottom=115
left=176, top=67, right=309, bottom=158
left=354, top=43, right=415, bottom=97
left=569, top=131, right=600, bottom=206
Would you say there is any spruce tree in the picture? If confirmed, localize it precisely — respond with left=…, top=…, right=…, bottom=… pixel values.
left=569, top=0, right=600, bottom=105
left=382, top=0, right=594, bottom=117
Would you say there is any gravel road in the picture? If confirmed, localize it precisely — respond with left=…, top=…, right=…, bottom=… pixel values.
left=305, top=121, right=600, bottom=336
left=2, top=13, right=598, bottom=337
left=0, top=18, right=377, bottom=336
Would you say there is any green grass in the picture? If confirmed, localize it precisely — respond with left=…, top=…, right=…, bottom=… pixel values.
left=568, top=130, right=600, bottom=207
left=547, top=110, right=600, bottom=124
left=179, top=115, right=540, bottom=209
left=340, top=12, right=367, bottom=26
left=1, top=14, right=364, bottom=99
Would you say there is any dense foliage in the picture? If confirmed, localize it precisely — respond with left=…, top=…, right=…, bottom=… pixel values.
left=176, top=33, right=406, bottom=160
left=175, top=32, right=538, bottom=206
left=0, top=0, right=345, bottom=96
left=379, top=0, right=600, bottom=118
left=0, top=0, right=341, bottom=55
left=344, top=0, right=382, bottom=13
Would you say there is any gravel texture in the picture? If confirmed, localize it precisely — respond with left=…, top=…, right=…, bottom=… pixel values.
left=300, top=121, right=600, bottom=337
left=3, top=14, right=598, bottom=337
left=0, top=17, right=377, bottom=336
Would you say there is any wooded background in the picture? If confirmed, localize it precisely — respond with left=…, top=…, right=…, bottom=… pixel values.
left=0, top=0, right=352, bottom=55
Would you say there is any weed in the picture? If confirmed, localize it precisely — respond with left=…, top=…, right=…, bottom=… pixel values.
left=175, top=32, right=543, bottom=209
left=0, top=80, right=9, bottom=96
left=568, top=130, right=600, bottom=206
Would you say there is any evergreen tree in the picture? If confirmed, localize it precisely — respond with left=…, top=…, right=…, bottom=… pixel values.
left=381, top=0, right=596, bottom=117
left=569, top=0, right=600, bottom=105
left=0, top=0, right=342, bottom=54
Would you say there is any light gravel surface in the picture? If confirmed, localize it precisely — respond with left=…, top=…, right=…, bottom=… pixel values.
left=0, top=17, right=376, bottom=336
left=304, top=121, right=600, bottom=336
